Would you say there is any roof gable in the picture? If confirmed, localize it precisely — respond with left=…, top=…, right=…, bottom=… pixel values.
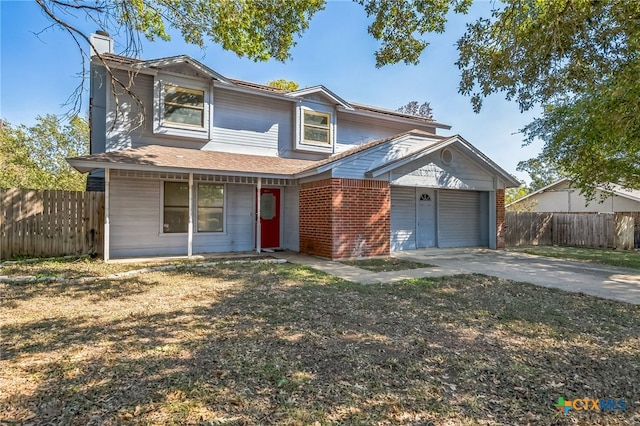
left=364, top=134, right=520, bottom=187
left=286, top=86, right=353, bottom=109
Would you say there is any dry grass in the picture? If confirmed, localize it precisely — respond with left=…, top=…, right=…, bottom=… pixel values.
left=1, top=262, right=639, bottom=425
left=340, top=257, right=434, bottom=272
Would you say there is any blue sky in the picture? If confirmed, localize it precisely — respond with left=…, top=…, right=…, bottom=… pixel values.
left=1, top=0, right=542, bottom=182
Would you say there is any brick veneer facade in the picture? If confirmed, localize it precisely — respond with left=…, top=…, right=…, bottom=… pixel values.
left=496, top=188, right=506, bottom=248
left=300, top=178, right=390, bottom=259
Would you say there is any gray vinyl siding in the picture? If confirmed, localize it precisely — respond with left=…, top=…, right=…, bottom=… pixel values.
left=106, top=70, right=154, bottom=152
left=206, top=89, right=291, bottom=156
left=109, top=176, right=255, bottom=258
left=192, top=184, right=254, bottom=254
left=282, top=186, right=300, bottom=251
left=438, top=190, right=484, bottom=248
left=391, top=148, right=495, bottom=191
left=336, top=112, right=436, bottom=151
left=331, top=136, right=434, bottom=179
left=390, top=187, right=416, bottom=251
left=110, top=177, right=185, bottom=257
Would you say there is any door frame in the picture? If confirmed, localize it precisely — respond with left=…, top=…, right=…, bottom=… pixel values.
left=256, top=187, right=281, bottom=249
left=415, top=187, right=437, bottom=248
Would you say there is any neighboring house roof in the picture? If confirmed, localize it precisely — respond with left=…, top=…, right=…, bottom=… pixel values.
left=93, top=53, right=451, bottom=129
left=506, top=178, right=640, bottom=207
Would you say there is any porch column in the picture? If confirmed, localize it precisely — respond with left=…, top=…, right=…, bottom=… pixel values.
left=256, top=177, right=262, bottom=254
left=489, top=190, right=497, bottom=249
left=104, top=168, right=110, bottom=262
left=188, top=173, right=193, bottom=258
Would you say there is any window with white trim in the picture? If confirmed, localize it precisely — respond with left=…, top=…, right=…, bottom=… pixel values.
left=163, top=84, right=205, bottom=127
left=161, top=181, right=225, bottom=234
left=302, top=110, right=331, bottom=145
left=197, top=183, right=224, bottom=232
left=163, top=181, right=189, bottom=233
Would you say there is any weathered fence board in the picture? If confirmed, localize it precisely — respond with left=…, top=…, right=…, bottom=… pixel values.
left=505, top=211, right=636, bottom=249
left=0, top=188, right=104, bottom=260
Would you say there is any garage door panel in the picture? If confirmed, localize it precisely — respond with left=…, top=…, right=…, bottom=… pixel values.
left=391, top=187, right=416, bottom=251
left=439, top=190, right=482, bottom=247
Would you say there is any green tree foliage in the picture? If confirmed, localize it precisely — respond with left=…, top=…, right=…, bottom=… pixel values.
left=521, top=61, right=640, bottom=199
left=37, top=0, right=326, bottom=63
left=37, top=0, right=473, bottom=74
left=505, top=183, right=536, bottom=212
left=267, top=79, right=300, bottom=91
left=516, top=157, right=562, bottom=192
left=457, top=1, right=640, bottom=195
left=358, top=0, right=472, bottom=66
left=0, top=115, right=88, bottom=190
left=396, top=101, right=433, bottom=120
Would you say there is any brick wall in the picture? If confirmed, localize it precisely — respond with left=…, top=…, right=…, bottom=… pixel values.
left=299, top=179, right=333, bottom=258
left=332, top=179, right=390, bottom=259
left=496, top=188, right=505, bottom=248
left=299, top=178, right=391, bottom=259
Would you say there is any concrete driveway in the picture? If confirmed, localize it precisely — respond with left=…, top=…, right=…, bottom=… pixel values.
left=393, top=248, right=640, bottom=305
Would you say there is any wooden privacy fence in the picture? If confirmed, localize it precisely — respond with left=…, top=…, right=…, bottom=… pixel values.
left=505, top=212, right=636, bottom=249
left=0, top=189, right=104, bottom=260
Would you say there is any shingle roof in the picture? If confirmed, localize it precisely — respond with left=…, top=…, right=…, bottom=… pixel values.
left=68, top=145, right=316, bottom=176
left=69, top=130, right=442, bottom=177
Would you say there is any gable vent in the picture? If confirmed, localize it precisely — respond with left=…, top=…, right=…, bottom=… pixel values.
left=441, top=148, right=453, bottom=165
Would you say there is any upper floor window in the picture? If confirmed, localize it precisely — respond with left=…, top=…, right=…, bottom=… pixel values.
left=303, top=110, right=331, bottom=145
left=154, top=75, right=210, bottom=139
left=164, top=84, right=205, bottom=127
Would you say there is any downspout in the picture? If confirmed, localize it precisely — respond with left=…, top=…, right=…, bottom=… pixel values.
left=104, top=168, right=110, bottom=262
left=188, top=173, right=193, bottom=258
left=256, top=177, right=262, bottom=254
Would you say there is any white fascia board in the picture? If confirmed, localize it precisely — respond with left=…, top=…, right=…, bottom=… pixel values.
left=67, top=160, right=294, bottom=180
left=142, top=55, right=231, bottom=83
left=338, top=106, right=451, bottom=130
left=67, top=159, right=100, bottom=173
left=453, top=136, right=521, bottom=187
left=91, top=56, right=157, bottom=75
left=595, top=184, right=640, bottom=203
left=286, top=86, right=353, bottom=109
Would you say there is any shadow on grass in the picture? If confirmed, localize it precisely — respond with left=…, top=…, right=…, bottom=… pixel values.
left=1, top=264, right=638, bottom=425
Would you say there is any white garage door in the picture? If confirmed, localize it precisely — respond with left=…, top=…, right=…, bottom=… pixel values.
left=438, top=190, right=482, bottom=248
left=390, top=187, right=416, bottom=251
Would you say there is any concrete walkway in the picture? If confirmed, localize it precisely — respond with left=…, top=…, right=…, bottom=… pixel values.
left=275, top=249, right=640, bottom=305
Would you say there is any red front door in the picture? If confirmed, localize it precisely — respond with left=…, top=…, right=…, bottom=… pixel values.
left=258, top=188, right=280, bottom=249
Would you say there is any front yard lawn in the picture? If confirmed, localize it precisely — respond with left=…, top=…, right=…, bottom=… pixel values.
left=2, top=262, right=638, bottom=425
left=340, top=257, right=434, bottom=272
left=507, top=246, right=640, bottom=269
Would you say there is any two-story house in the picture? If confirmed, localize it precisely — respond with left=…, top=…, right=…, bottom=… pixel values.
left=68, top=33, right=519, bottom=261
